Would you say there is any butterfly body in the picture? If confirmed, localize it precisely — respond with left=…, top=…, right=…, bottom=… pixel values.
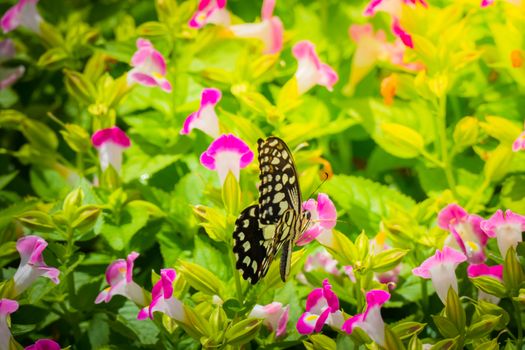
left=233, top=137, right=310, bottom=284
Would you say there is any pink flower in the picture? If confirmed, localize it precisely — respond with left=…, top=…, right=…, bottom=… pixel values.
left=344, top=266, right=356, bottom=283
left=137, top=269, right=186, bottom=322
left=180, top=88, right=221, bottom=138
left=467, top=263, right=503, bottom=303
left=1, top=0, right=42, bottom=34
left=343, top=290, right=390, bottom=347
left=0, top=39, right=25, bottom=89
left=127, top=39, right=172, bottom=93
left=412, top=247, right=467, bottom=304
left=513, top=130, right=525, bottom=152
left=229, top=0, right=284, bottom=54
left=95, top=252, right=146, bottom=306
left=304, top=251, right=339, bottom=275
left=438, top=204, right=488, bottom=264
left=296, top=193, right=337, bottom=247
left=248, top=302, right=289, bottom=337
left=292, top=41, right=338, bottom=95
left=189, top=0, right=230, bottom=29
left=481, top=209, right=525, bottom=257
left=25, top=339, right=61, bottom=350
left=480, top=0, right=495, bottom=6
left=13, top=236, right=60, bottom=296
left=0, top=299, right=18, bottom=350
left=296, top=279, right=344, bottom=334
left=200, top=134, right=254, bottom=185
left=91, top=127, right=131, bottom=173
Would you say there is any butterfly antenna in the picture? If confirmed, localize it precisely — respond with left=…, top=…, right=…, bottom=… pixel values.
left=306, top=172, right=329, bottom=200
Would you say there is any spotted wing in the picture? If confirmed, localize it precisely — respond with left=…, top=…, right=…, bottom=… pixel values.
left=257, top=137, right=302, bottom=226
left=232, top=205, right=276, bottom=284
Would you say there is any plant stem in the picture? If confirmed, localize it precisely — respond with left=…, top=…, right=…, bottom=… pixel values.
left=437, top=95, right=458, bottom=198
left=229, top=249, right=243, bottom=303
left=421, top=278, right=428, bottom=316
left=513, top=299, right=523, bottom=349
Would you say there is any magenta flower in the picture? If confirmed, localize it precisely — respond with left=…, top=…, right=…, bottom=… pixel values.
left=200, top=134, right=254, bottom=185
left=13, top=236, right=60, bottom=296
left=95, top=252, right=146, bottom=306
left=91, top=127, right=131, bottom=173
left=0, top=299, right=18, bottom=350
left=513, top=130, right=525, bottom=152
left=342, top=290, right=391, bottom=347
left=481, top=209, right=525, bottom=258
left=292, top=41, right=338, bottom=95
left=0, top=39, right=25, bottom=90
left=229, top=0, right=284, bottom=54
left=180, top=88, right=221, bottom=138
left=296, top=193, right=337, bottom=247
left=248, top=302, right=289, bottom=337
left=25, top=339, right=61, bottom=350
left=296, top=279, right=344, bottom=334
left=1, top=0, right=42, bottom=34
left=137, top=269, right=186, bottom=322
left=189, top=0, right=230, bottom=29
left=412, top=247, right=467, bottom=303
left=128, top=38, right=172, bottom=93
left=467, top=263, right=503, bottom=304
left=438, top=204, right=488, bottom=264
left=481, top=0, right=495, bottom=5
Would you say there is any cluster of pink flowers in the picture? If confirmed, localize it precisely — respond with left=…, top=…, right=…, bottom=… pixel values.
left=1, top=236, right=61, bottom=348
left=413, top=203, right=525, bottom=303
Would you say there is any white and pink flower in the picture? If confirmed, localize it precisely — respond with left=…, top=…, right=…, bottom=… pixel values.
left=297, top=193, right=337, bottom=247
left=467, top=263, right=504, bottom=304
left=1, top=0, right=42, bottom=34
left=13, top=235, right=60, bottom=296
left=137, top=268, right=186, bottom=322
left=292, top=41, right=338, bottom=95
left=412, top=247, right=467, bottom=304
left=342, top=289, right=390, bottom=347
left=513, top=129, right=525, bottom=152
left=0, top=39, right=25, bottom=90
left=25, top=339, right=61, bottom=350
left=128, top=38, right=172, bottom=93
left=438, top=204, right=488, bottom=264
left=91, top=126, right=131, bottom=173
left=229, top=0, right=284, bottom=54
left=248, top=302, right=289, bottom=337
left=296, top=279, right=344, bottom=334
left=304, top=251, right=340, bottom=275
left=189, top=0, right=230, bottom=29
left=95, top=252, right=146, bottom=306
left=180, top=88, right=221, bottom=138
left=481, top=209, right=525, bottom=258
left=200, top=134, right=254, bottom=185
left=0, top=299, right=18, bottom=350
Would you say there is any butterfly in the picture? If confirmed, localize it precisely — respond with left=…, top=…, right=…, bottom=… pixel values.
left=233, top=136, right=311, bottom=284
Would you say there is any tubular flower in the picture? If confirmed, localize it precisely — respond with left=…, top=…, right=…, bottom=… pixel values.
left=200, top=134, right=254, bottom=185
left=292, top=41, right=338, bottom=95
left=342, top=290, right=391, bottom=347
left=296, top=279, right=344, bottom=334
left=138, top=269, right=186, bottom=322
left=180, top=88, right=221, bottom=138
left=0, top=299, right=18, bottom=350
left=128, top=38, right=172, bottom=92
left=13, top=235, right=60, bottom=296
left=467, top=263, right=503, bottom=304
left=25, top=339, right=61, bottom=350
left=91, top=127, right=131, bottom=173
left=1, top=0, right=42, bottom=34
left=513, top=130, right=525, bottom=152
left=297, top=193, right=337, bottom=247
left=412, top=247, right=467, bottom=304
left=95, top=252, right=146, bottom=306
left=481, top=209, right=525, bottom=258
left=438, top=204, right=488, bottom=264
left=248, top=302, right=289, bottom=337
left=189, top=0, right=230, bottom=29
left=229, top=0, right=284, bottom=54
left=0, top=39, right=25, bottom=89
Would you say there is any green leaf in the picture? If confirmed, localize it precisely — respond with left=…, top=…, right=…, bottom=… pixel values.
left=324, top=229, right=358, bottom=266
left=408, top=335, right=423, bottom=350
left=192, top=205, right=229, bottom=243
left=17, top=210, right=56, bottom=233
left=484, top=145, right=514, bottom=183
left=180, top=305, right=212, bottom=340
left=473, top=339, right=499, bottom=350
left=222, top=171, right=240, bottom=216
left=429, top=337, right=458, bottom=350
left=384, top=325, right=406, bottom=350
left=370, top=248, right=408, bottom=273
left=378, top=123, right=425, bottom=159
left=470, top=276, right=507, bottom=298
left=391, top=321, right=426, bottom=340
left=453, top=116, right=479, bottom=151
left=503, top=247, right=524, bottom=293
left=445, top=287, right=466, bottom=332
left=306, top=334, right=336, bottom=350
left=501, top=175, right=525, bottom=216
left=64, top=69, right=96, bottom=105
left=324, top=175, right=415, bottom=233
left=467, top=314, right=501, bottom=339
left=224, top=318, right=262, bottom=346
left=178, top=260, right=224, bottom=297
left=355, top=231, right=370, bottom=261
left=0, top=171, right=19, bottom=191
left=432, top=315, right=459, bottom=338
left=480, top=116, right=522, bottom=145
